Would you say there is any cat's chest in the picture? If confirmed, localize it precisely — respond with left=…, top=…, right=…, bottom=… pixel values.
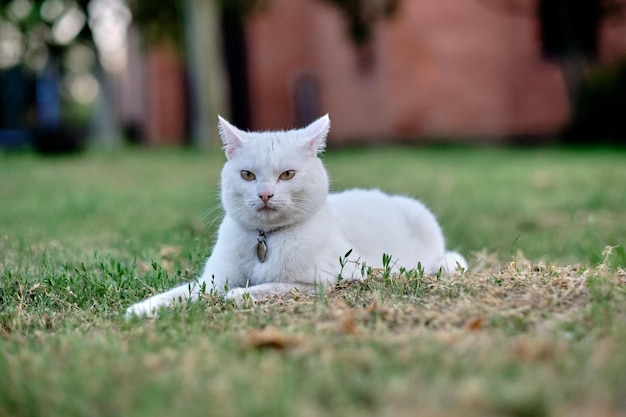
left=232, top=228, right=316, bottom=284
left=246, top=232, right=299, bottom=283
left=219, top=207, right=336, bottom=284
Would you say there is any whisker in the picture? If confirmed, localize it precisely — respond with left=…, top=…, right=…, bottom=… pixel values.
left=200, top=203, right=225, bottom=230
left=201, top=204, right=223, bottom=220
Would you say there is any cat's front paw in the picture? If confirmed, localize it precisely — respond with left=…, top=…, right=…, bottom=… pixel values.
left=226, top=287, right=256, bottom=306
left=125, top=297, right=168, bottom=319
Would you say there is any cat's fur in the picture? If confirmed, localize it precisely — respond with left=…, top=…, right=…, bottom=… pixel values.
left=126, top=115, right=466, bottom=317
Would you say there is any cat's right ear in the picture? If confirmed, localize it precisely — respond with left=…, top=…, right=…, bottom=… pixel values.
left=303, top=114, right=330, bottom=156
left=218, top=116, right=245, bottom=160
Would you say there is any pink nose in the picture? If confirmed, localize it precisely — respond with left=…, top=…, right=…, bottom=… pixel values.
left=259, top=192, right=274, bottom=203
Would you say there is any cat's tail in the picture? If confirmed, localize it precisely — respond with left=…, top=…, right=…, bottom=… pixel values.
left=441, top=251, right=468, bottom=275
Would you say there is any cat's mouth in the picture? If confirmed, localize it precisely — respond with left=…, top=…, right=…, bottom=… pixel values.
left=257, top=204, right=277, bottom=212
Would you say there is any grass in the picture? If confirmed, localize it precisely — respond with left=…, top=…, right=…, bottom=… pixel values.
left=0, top=146, right=625, bottom=417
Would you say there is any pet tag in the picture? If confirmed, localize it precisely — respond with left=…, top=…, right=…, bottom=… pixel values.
left=256, top=231, right=267, bottom=263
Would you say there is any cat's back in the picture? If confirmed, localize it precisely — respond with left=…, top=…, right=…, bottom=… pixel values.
left=328, top=188, right=430, bottom=219
left=326, top=188, right=445, bottom=266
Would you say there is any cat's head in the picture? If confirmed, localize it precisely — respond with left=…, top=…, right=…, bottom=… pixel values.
left=218, top=115, right=331, bottom=230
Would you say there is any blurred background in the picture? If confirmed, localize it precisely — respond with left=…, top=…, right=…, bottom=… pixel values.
left=0, top=0, right=625, bottom=153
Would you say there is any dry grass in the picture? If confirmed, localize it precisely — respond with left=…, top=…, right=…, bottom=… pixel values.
left=235, top=250, right=624, bottom=339
left=222, top=251, right=626, bottom=417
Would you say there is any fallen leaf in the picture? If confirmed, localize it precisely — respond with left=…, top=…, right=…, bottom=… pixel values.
left=466, top=316, right=485, bottom=332
left=339, top=316, right=362, bottom=337
left=244, top=327, right=304, bottom=350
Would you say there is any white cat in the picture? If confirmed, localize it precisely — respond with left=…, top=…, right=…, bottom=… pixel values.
left=126, top=115, right=466, bottom=317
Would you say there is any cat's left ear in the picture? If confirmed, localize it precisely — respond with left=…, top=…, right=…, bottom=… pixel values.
left=303, top=114, right=330, bottom=156
left=218, top=116, right=246, bottom=160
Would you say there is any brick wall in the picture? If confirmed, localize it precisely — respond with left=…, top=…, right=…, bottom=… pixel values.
left=245, top=0, right=626, bottom=143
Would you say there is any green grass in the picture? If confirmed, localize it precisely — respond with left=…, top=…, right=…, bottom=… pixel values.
left=1, top=146, right=625, bottom=417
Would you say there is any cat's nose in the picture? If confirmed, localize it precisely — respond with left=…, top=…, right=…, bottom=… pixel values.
left=258, top=183, right=274, bottom=203
left=259, top=192, right=274, bottom=203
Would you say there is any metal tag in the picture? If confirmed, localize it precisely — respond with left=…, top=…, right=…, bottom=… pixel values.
left=256, top=241, right=267, bottom=263
left=256, top=230, right=267, bottom=263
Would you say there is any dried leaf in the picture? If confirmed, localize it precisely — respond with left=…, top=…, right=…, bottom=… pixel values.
left=339, top=316, right=362, bottom=337
left=466, top=316, right=485, bottom=332
left=244, top=327, right=304, bottom=350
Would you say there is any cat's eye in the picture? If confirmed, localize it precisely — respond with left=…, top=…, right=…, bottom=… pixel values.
left=240, top=170, right=256, bottom=181
left=279, top=170, right=296, bottom=181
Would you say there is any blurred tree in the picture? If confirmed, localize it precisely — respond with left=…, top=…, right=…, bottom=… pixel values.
left=318, top=0, right=399, bottom=46
left=219, top=0, right=270, bottom=130
left=0, top=0, right=128, bottom=150
left=131, top=0, right=268, bottom=146
left=564, top=58, right=626, bottom=144
left=0, top=0, right=97, bottom=67
left=317, top=0, right=399, bottom=72
left=127, top=0, right=183, bottom=45
left=1, top=0, right=267, bottom=148
left=476, top=0, right=626, bottom=140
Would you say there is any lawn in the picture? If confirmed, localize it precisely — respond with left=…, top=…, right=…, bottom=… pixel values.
left=0, top=146, right=625, bottom=417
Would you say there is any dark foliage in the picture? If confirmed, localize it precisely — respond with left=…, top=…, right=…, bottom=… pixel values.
left=317, top=0, right=399, bottom=46
left=564, top=59, right=626, bottom=146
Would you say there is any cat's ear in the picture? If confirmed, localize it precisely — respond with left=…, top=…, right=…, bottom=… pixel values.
left=218, top=116, right=246, bottom=160
left=303, top=114, right=330, bottom=156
